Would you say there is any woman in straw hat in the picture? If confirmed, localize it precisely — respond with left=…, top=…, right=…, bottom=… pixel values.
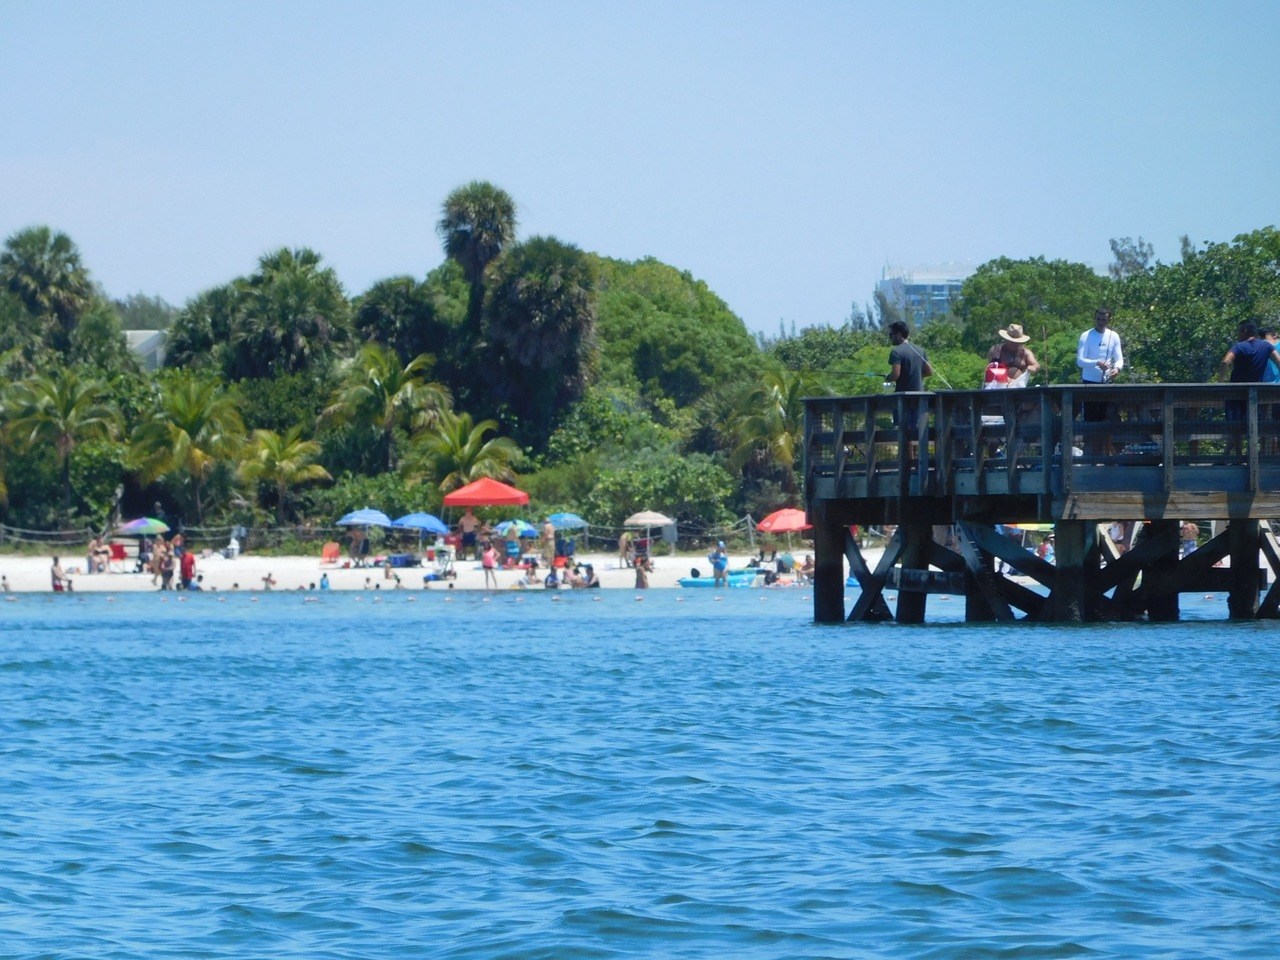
left=987, top=323, right=1041, bottom=387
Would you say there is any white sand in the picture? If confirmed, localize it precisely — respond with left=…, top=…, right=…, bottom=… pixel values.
left=0, top=547, right=847, bottom=594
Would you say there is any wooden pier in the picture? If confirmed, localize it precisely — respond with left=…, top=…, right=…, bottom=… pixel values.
left=804, top=383, right=1280, bottom=622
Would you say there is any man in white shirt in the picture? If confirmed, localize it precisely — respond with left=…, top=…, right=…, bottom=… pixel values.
left=1077, top=307, right=1124, bottom=455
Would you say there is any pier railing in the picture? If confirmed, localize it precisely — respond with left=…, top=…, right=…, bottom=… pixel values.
left=806, top=383, right=1280, bottom=521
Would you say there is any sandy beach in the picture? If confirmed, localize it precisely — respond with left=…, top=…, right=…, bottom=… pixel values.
left=0, top=547, right=842, bottom=594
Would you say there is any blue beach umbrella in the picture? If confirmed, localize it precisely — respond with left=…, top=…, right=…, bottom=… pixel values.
left=495, top=519, right=537, bottom=538
left=548, top=512, right=588, bottom=530
left=391, top=512, right=449, bottom=535
left=337, top=508, right=392, bottom=528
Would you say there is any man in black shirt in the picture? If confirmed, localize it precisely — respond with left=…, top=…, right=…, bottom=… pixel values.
left=886, top=320, right=934, bottom=461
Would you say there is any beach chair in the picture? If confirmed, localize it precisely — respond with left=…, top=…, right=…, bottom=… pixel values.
left=107, top=542, right=129, bottom=574
left=320, top=541, right=341, bottom=566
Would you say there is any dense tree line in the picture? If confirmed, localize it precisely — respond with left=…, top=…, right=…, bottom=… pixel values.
left=0, top=195, right=1276, bottom=534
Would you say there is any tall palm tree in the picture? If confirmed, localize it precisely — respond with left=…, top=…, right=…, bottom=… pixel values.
left=322, top=344, right=451, bottom=472
left=131, top=375, right=246, bottom=522
left=482, top=235, right=598, bottom=448
left=238, top=426, right=331, bottom=524
left=230, top=248, right=350, bottom=378
left=729, top=369, right=822, bottom=498
left=7, top=368, right=120, bottom=519
left=404, top=409, right=521, bottom=493
left=0, top=226, right=93, bottom=357
left=438, top=181, right=517, bottom=332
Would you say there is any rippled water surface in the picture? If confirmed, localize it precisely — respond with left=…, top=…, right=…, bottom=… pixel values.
left=2, top=590, right=1278, bottom=958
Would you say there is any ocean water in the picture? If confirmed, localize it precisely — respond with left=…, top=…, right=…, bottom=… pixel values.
left=2, top=590, right=1278, bottom=959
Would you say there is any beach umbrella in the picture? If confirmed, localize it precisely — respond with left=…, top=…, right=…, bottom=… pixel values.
left=442, top=477, right=529, bottom=507
left=624, top=510, right=674, bottom=553
left=117, top=516, right=169, bottom=536
left=548, top=512, right=588, bottom=530
left=495, top=519, right=537, bottom=538
left=756, top=508, right=811, bottom=533
left=624, top=511, right=674, bottom=528
left=337, top=508, right=392, bottom=527
left=391, top=512, right=449, bottom=535
left=756, top=507, right=812, bottom=552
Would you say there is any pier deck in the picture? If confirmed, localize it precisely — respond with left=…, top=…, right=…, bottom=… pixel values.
left=805, top=383, right=1280, bottom=622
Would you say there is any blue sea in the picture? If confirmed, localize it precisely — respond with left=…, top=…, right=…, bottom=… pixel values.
left=2, top=589, right=1278, bottom=959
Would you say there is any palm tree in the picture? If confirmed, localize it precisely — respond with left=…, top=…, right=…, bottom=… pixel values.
left=482, top=236, right=598, bottom=448
left=230, top=248, right=350, bottom=378
left=0, top=226, right=93, bottom=357
left=7, top=368, right=120, bottom=519
left=729, top=369, right=822, bottom=498
left=438, top=181, right=517, bottom=332
left=131, top=375, right=246, bottom=522
left=238, top=426, right=331, bottom=524
left=404, top=409, right=521, bottom=493
left=322, top=343, right=451, bottom=472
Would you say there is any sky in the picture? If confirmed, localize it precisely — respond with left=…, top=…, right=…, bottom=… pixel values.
left=2, top=1, right=1278, bottom=335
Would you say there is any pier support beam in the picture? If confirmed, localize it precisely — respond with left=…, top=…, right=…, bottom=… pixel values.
left=1046, top=520, right=1095, bottom=623
left=1228, top=519, right=1261, bottom=619
left=895, top=524, right=933, bottom=623
left=1144, top=520, right=1181, bottom=622
left=813, top=520, right=846, bottom=623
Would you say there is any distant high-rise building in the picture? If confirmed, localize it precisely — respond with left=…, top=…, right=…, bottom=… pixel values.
left=876, top=263, right=974, bottom=324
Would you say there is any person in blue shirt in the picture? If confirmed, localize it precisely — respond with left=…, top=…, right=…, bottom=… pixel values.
left=319, top=573, right=330, bottom=590
left=1218, top=320, right=1280, bottom=455
left=708, top=541, right=729, bottom=587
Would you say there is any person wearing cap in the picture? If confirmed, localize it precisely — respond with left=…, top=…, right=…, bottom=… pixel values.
left=708, top=541, right=729, bottom=587
left=987, top=323, right=1040, bottom=387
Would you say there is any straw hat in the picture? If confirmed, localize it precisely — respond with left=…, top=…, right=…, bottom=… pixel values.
left=999, top=323, right=1031, bottom=343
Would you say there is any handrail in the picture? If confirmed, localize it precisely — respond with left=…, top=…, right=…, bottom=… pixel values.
left=806, top=383, right=1280, bottom=508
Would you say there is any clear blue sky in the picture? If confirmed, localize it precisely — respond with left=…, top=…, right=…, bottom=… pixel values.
left=3, top=1, right=1277, bottom=335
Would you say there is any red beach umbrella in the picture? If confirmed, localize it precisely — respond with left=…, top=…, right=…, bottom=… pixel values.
left=756, top=508, right=812, bottom=533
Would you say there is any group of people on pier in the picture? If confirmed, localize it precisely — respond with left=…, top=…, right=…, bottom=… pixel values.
left=886, top=308, right=1280, bottom=396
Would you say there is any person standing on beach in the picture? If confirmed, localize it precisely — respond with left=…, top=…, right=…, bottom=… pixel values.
left=481, top=540, right=499, bottom=589
left=708, top=541, right=729, bottom=587
left=50, top=557, right=72, bottom=593
left=541, top=517, right=556, bottom=566
left=459, top=508, right=479, bottom=560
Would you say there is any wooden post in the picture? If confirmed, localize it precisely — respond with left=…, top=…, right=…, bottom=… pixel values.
left=1144, top=520, right=1181, bottom=622
left=813, top=520, right=846, bottom=623
left=1047, top=520, right=1094, bottom=622
left=1228, top=519, right=1261, bottom=619
left=896, top=523, right=932, bottom=623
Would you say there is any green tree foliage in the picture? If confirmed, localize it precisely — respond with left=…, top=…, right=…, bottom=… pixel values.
left=1118, top=227, right=1280, bottom=383
left=7, top=368, right=120, bottom=520
left=238, top=426, right=331, bottom=524
left=322, top=344, right=450, bottom=472
left=299, top=470, right=437, bottom=525
left=595, top=256, right=759, bottom=408
left=542, top=387, right=677, bottom=466
left=0, top=226, right=93, bottom=357
left=67, top=299, right=136, bottom=376
left=403, top=409, right=522, bottom=493
left=438, top=180, right=517, bottom=311
left=728, top=369, right=822, bottom=498
left=353, top=276, right=453, bottom=368
left=130, top=373, right=245, bottom=522
left=953, top=257, right=1115, bottom=383
left=763, top=323, right=882, bottom=375
left=1108, top=236, right=1155, bottom=281
left=112, top=293, right=178, bottom=330
left=482, top=236, right=599, bottom=449
left=581, top=450, right=734, bottom=528
left=164, top=283, right=241, bottom=372
left=229, top=248, right=350, bottom=378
